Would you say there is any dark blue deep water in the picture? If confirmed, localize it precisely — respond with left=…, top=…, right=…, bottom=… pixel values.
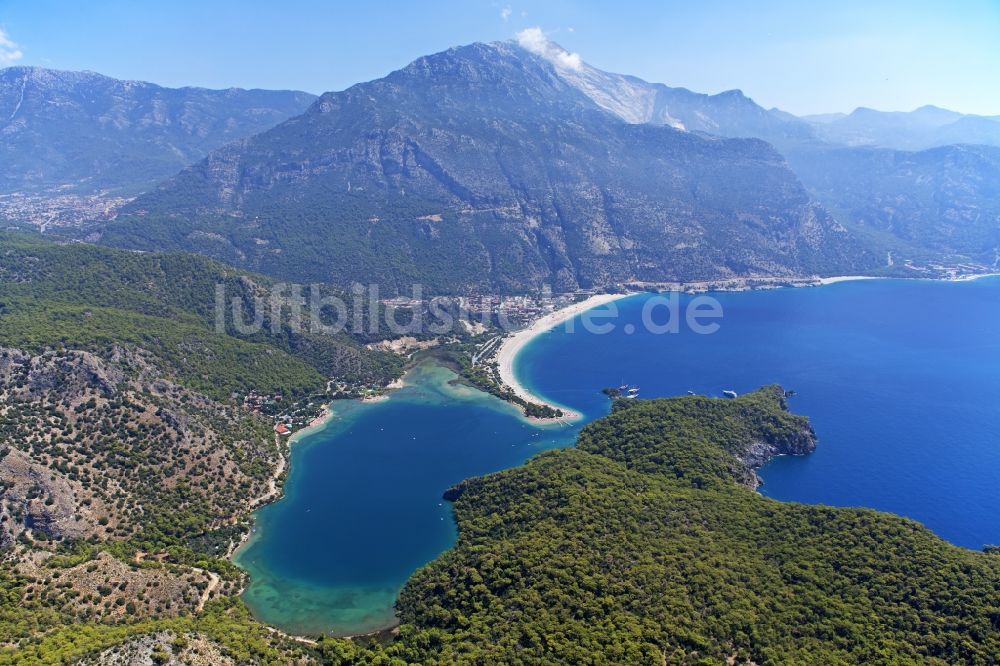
left=238, top=278, right=1000, bottom=636
left=519, top=279, right=1000, bottom=551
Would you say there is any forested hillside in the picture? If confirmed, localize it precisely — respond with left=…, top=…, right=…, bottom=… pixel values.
left=0, top=232, right=404, bottom=394
left=0, top=232, right=403, bottom=661
left=6, top=384, right=1000, bottom=664
left=786, top=143, right=1000, bottom=268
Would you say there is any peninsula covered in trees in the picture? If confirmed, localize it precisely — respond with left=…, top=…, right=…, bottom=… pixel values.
left=5, top=380, right=1000, bottom=664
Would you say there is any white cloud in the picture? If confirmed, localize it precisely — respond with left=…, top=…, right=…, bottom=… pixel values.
left=500, top=5, right=512, bottom=21
left=515, top=26, right=547, bottom=52
left=0, top=28, right=23, bottom=66
left=515, top=27, right=582, bottom=71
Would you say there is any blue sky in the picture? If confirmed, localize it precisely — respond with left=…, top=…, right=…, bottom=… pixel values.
left=1, top=0, right=998, bottom=116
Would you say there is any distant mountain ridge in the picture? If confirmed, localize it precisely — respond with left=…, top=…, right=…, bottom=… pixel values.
left=539, top=43, right=1000, bottom=267
left=802, top=104, right=1000, bottom=150
left=99, top=40, right=874, bottom=293
left=8, top=39, right=988, bottom=292
left=513, top=32, right=817, bottom=149
left=785, top=142, right=1000, bottom=267
left=519, top=37, right=1000, bottom=152
left=0, top=66, right=315, bottom=196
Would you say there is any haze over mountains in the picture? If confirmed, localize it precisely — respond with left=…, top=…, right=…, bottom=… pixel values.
left=4, top=24, right=1000, bottom=663
left=0, top=67, right=315, bottom=195
left=786, top=143, right=1000, bottom=266
left=99, top=41, right=872, bottom=293
left=0, top=67, right=315, bottom=227
left=3, top=36, right=999, bottom=292
left=803, top=105, right=1000, bottom=151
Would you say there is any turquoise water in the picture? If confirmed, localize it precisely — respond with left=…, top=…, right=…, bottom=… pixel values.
left=234, top=363, right=577, bottom=636
left=238, top=278, right=1000, bottom=636
left=517, top=279, right=1000, bottom=551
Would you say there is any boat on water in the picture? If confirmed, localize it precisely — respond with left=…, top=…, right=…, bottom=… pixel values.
left=722, top=390, right=738, bottom=399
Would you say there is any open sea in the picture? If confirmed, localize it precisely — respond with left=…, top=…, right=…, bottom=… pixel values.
left=236, top=278, right=1000, bottom=636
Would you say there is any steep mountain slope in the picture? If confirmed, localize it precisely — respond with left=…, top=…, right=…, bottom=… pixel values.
left=804, top=105, right=1000, bottom=150
left=100, top=41, right=874, bottom=294
left=513, top=31, right=817, bottom=148
left=0, top=67, right=315, bottom=227
left=0, top=67, right=315, bottom=195
left=0, top=231, right=405, bottom=655
left=786, top=143, right=1000, bottom=267
left=491, top=40, right=1000, bottom=271
left=516, top=43, right=1000, bottom=270
left=0, top=231, right=403, bottom=545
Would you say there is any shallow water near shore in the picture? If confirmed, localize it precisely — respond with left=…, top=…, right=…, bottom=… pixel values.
left=234, top=363, right=579, bottom=636
left=238, top=277, right=1000, bottom=636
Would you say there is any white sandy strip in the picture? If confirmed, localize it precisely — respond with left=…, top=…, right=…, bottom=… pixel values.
left=496, top=293, right=632, bottom=422
left=818, top=273, right=1000, bottom=286
left=816, top=275, right=882, bottom=286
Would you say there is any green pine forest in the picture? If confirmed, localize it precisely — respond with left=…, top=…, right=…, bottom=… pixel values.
left=0, top=231, right=405, bottom=399
left=3, top=344, right=1000, bottom=664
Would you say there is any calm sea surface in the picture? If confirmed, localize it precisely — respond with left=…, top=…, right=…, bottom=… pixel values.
left=234, top=363, right=576, bottom=636
left=238, top=278, right=1000, bottom=636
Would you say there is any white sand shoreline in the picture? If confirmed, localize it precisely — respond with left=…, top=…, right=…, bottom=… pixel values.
left=815, top=275, right=882, bottom=285
left=819, top=272, right=1000, bottom=285
left=495, top=293, right=634, bottom=423
left=491, top=270, right=1000, bottom=420
left=360, top=375, right=407, bottom=404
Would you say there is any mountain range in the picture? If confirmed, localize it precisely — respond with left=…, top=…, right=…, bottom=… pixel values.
left=0, top=67, right=314, bottom=195
left=803, top=105, right=1000, bottom=151
left=0, top=67, right=314, bottom=228
left=4, top=36, right=1000, bottom=664
left=3, top=38, right=999, bottom=292
left=786, top=142, right=1000, bottom=266
left=96, top=41, right=875, bottom=293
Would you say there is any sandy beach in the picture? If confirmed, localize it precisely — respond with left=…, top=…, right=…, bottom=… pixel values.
left=360, top=375, right=407, bottom=403
left=820, top=272, right=1000, bottom=285
left=495, top=293, right=632, bottom=422
left=816, top=275, right=882, bottom=285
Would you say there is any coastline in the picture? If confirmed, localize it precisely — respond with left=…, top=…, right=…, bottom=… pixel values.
left=229, top=361, right=545, bottom=639
left=224, top=271, right=1000, bottom=638
left=495, top=293, right=634, bottom=423
left=488, top=274, right=893, bottom=417
left=944, top=271, right=1000, bottom=283
left=231, top=374, right=410, bottom=564
left=815, top=275, right=881, bottom=285
left=360, top=375, right=406, bottom=403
